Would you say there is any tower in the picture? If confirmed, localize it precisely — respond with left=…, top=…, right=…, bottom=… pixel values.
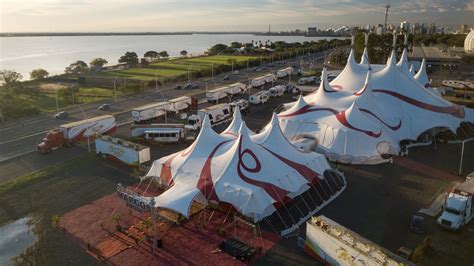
left=384, top=4, right=390, bottom=33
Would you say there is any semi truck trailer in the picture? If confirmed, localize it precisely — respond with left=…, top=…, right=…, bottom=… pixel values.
left=37, top=115, right=116, bottom=154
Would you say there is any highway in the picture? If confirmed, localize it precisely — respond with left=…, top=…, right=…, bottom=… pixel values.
left=0, top=52, right=329, bottom=161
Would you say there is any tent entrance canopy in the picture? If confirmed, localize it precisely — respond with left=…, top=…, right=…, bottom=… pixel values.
left=153, top=183, right=207, bottom=219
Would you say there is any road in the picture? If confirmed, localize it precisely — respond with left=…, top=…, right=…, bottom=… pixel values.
left=0, top=51, right=330, bottom=161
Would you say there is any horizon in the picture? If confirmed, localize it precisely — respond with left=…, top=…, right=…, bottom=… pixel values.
left=1, top=0, right=473, bottom=33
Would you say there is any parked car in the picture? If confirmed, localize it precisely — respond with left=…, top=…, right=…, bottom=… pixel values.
left=54, top=111, right=69, bottom=119
left=232, top=70, right=239, bottom=75
left=98, top=103, right=111, bottom=111
left=223, top=75, right=230, bottom=80
left=184, top=83, right=199, bottom=90
left=173, top=85, right=182, bottom=90
left=409, top=214, right=425, bottom=234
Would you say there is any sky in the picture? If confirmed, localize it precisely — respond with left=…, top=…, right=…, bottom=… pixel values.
left=1, top=0, right=473, bottom=32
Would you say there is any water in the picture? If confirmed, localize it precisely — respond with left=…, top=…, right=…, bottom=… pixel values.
left=0, top=34, right=337, bottom=79
left=0, top=217, right=38, bottom=265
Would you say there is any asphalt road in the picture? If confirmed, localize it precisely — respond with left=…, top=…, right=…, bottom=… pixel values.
left=0, top=52, right=329, bottom=161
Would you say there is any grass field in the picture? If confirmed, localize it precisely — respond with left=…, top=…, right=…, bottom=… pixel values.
left=0, top=154, right=135, bottom=265
left=99, top=55, right=261, bottom=81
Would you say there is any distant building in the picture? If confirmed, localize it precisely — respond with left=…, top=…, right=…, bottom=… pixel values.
left=460, top=24, right=469, bottom=34
left=465, top=30, right=474, bottom=54
left=307, top=27, right=318, bottom=36
left=376, top=24, right=384, bottom=35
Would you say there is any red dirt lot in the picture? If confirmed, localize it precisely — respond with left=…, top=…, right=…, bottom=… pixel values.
left=59, top=184, right=280, bottom=265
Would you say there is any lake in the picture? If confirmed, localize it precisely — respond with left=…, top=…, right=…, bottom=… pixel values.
left=0, top=34, right=338, bottom=79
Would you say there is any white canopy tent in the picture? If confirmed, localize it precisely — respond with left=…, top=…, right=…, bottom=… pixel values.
left=145, top=110, right=345, bottom=223
left=278, top=34, right=474, bottom=164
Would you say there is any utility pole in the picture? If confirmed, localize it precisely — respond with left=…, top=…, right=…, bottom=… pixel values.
left=458, top=140, right=465, bottom=176
left=113, top=77, right=117, bottom=103
left=55, top=88, right=59, bottom=113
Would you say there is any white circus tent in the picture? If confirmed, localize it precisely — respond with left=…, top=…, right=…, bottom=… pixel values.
left=278, top=33, right=474, bottom=164
left=145, top=110, right=346, bottom=226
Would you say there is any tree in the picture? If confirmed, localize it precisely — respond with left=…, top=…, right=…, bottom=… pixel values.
left=119, top=52, right=139, bottom=65
left=30, top=69, right=49, bottom=80
left=0, top=70, right=23, bottom=85
left=89, top=58, right=108, bottom=67
left=208, top=44, right=228, bottom=55
left=144, top=51, right=158, bottom=58
left=64, top=61, right=89, bottom=75
left=158, top=51, right=169, bottom=58
left=180, top=50, right=188, bottom=57
left=230, top=42, right=242, bottom=49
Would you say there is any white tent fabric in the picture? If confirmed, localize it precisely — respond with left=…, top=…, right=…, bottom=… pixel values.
left=278, top=45, right=474, bottom=164
left=414, top=58, right=430, bottom=88
left=146, top=111, right=336, bottom=221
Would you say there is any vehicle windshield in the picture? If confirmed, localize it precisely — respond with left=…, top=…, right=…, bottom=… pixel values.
left=188, top=120, right=196, bottom=125
left=445, top=207, right=461, bottom=215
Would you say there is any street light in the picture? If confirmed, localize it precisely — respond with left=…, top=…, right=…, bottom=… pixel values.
left=113, top=76, right=117, bottom=103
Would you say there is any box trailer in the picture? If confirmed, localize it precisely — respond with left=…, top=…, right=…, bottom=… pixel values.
left=207, top=83, right=246, bottom=103
left=132, top=101, right=171, bottom=124
left=301, top=216, right=414, bottom=266
left=167, top=96, right=198, bottom=113
left=186, top=103, right=232, bottom=130
left=251, top=76, right=266, bottom=87
left=276, top=67, right=293, bottom=78
left=37, top=115, right=116, bottom=154
left=437, top=177, right=474, bottom=230
left=95, top=135, right=150, bottom=166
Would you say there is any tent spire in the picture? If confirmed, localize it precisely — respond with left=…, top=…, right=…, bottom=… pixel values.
left=360, top=32, right=370, bottom=64
left=414, top=58, right=430, bottom=87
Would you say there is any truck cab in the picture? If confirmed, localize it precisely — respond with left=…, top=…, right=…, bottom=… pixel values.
left=37, top=129, right=66, bottom=154
left=438, top=192, right=472, bottom=230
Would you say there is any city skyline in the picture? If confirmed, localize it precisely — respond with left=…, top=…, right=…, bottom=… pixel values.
left=1, top=0, right=473, bottom=33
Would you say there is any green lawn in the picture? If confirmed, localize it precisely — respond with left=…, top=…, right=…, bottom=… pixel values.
left=99, top=55, right=262, bottom=81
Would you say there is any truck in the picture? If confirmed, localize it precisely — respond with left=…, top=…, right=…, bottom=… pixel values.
left=276, top=67, right=294, bottom=78
left=37, top=115, right=116, bottom=154
left=263, top=73, right=277, bottom=84
left=167, top=96, right=198, bottom=113
left=437, top=177, right=474, bottom=230
left=251, top=76, right=266, bottom=87
left=249, top=91, right=270, bottom=105
left=268, top=85, right=285, bottom=97
left=132, top=101, right=171, bottom=124
left=301, top=216, right=414, bottom=265
left=186, top=103, right=232, bottom=130
left=206, top=83, right=246, bottom=103
left=95, top=135, right=150, bottom=166
left=230, top=99, right=249, bottom=113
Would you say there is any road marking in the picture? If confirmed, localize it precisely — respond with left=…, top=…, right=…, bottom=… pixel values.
left=0, top=131, right=47, bottom=145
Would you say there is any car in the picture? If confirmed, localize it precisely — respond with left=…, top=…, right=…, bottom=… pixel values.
left=409, top=214, right=425, bottom=234
left=223, top=75, right=230, bottom=80
left=173, top=85, right=182, bottom=90
left=254, top=67, right=261, bottom=72
left=54, top=111, right=69, bottom=119
left=232, top=71, right=239, bottom=75
left=98, top=103, right=111, bottom=111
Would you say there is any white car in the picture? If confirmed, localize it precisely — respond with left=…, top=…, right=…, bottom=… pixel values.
left=232, top=70, right=239, bottom=75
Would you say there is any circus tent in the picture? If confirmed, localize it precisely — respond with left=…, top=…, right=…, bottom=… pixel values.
left=278, top=34, right=474, bottom=164
left=145, top=110, right=346, bottom=225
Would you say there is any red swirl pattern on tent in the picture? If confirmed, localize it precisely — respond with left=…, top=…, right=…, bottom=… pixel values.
left=373, top=89, right=465, bottom=119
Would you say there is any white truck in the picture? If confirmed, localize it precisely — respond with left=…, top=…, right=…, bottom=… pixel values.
left=132, top=101, right=171, bottom=124
left=276, top=67, right=294, bottom=78
left=95, top=135, right=150, bottom=166
left=167, top=96, right=198, bottom=113
left=268, top=85, right=285, bottom=97
left=186, top=103, right=232, bottom=130
left=249, top=91, right=270, bottom=105
left=437, top=177, right=474, bottom=230
left=38, top=115, right=116, bottom=154
left=206, top=83, right=246, bottom=103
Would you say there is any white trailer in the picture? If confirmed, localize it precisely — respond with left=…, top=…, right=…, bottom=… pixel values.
left=249, top=91, right=270, bottom=105
left=276, top=67, right=294, bottom=78
left=95, top=135, right=150, bottom=166
left=206, top=83, right=246, bottom=102
left=167, top=96, right=198, bottom=113
left=301, top=216, right=413, bottom=266
left=268, top=85, right=285, bottom=97
left=186, top=103, right=232, bottom=130
left=251, top=76, right=266, bottom=87
left=132, top=101, right=171, bottom=124
left=263, top=73, right=277, bottom=83
left=437, top=177, right=474, bottom=230
left=230, top=99, right=249, bottom=113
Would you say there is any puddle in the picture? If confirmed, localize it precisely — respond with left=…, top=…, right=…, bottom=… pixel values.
left=0, top=217, right=38, bottom=265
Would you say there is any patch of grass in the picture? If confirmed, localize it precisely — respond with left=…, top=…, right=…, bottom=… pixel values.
left=0, top=154, right=135, bottom=264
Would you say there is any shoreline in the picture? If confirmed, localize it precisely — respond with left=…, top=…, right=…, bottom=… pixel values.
left=0, top=32, right=343, bottom=38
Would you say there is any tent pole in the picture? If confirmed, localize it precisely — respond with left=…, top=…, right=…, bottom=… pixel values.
left=142, top=177, right=154, bottom=196
left=270, top=186, right=297, bottom=226
left=263, top=217, right=280, bottom=236
left=285, top=174, right=313, bottom=212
